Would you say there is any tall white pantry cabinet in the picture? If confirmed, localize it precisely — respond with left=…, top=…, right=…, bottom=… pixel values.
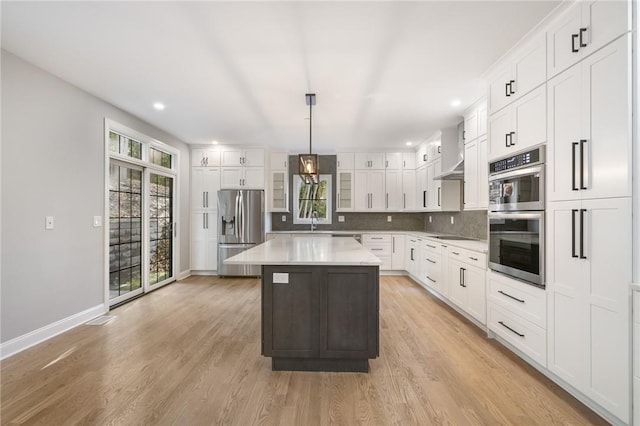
left=549, top=2, right=631, bottom=424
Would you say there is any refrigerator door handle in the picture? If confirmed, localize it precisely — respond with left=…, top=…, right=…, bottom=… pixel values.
left=235, top=192, right=241, bottom=239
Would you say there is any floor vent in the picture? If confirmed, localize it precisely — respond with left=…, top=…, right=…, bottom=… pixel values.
left=85, top=315, right=116, bottom=326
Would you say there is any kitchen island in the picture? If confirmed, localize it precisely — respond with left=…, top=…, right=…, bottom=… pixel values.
left=225, top=236, right=382, bottom=372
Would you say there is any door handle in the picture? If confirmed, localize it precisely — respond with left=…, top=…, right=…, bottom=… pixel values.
left=206, top=212, right=209, bottom=229
left=571, top=33, right=579, bottom=53
left=438, top=187, right=441, bottom=207
left=509, top=131, right=516, bottom=146
left=579, top=27, right=587, bottom=48
left=505, top=133, right=510, bottom=148
left=579, top=209, right=587, bottom=259
left=505, top=82, right=511, bottom=97
left=423, top=191, right=427, bottom=208
left=572, top=142, right=579, bottom=190
left=203, top=212, right=206, bottom=229
left=571, top=209, right=578, bottom=258
left=579, top=140, right=585, bottom=189
left=206, top=192, right=209, bottom=208
left=410, top=248, right=414, bottom=261
left=509, top=80, right=515, bottom=95
left=386, top=193, right=388, bottom=209
left=403, top=193, right=406, bottom=209
left=203, top=192, right=206, bottom=208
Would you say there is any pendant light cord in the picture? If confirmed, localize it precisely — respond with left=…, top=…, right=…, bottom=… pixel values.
left=309, top=101, right=312, bottom=154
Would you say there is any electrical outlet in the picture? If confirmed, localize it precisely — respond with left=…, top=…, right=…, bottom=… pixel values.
left=450, top=216, right=455, bottom=225
left=281, top=215, right=287, bottom=222
left=93, top=216, right=102, bottom=227
left=45, top=216, right=54, bottom=230
left=387, top=215, right=392, bottom=222
left=338, top=215, right=345, bottom=223
left=429, top=216, right=432, bottom=223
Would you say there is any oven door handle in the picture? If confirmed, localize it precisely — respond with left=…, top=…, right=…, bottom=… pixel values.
left=488, top=211, right=544, bottom=221
left=488, top=164, right=544, bottom=182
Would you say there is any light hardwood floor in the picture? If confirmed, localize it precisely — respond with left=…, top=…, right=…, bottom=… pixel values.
left=2, top=275, right=605, bottom=425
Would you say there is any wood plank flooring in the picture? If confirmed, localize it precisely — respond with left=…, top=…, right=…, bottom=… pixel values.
left=1, top=275, right=606, bottom=425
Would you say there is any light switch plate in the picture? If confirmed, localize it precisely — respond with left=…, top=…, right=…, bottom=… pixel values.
left=387, top=215, right=392, bottom=222
left=45, top=216, right=54, bottom=230
left=450, top=216, right=455, bottom=224
left=281, top=215, right=287, bottom=222
left=429, top=216, right=433, bottom=223
left=273, top=273, right=289, bottom=284
left=338, top=215, right=345, bottom=223
left=93, top=216, right=102, bottom=227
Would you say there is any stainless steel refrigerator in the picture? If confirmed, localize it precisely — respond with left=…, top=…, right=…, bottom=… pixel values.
left=217, top=189, right=265, bottom=277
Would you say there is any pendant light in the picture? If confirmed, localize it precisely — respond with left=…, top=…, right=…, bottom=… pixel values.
left=299, top=93, right=318, bottom=184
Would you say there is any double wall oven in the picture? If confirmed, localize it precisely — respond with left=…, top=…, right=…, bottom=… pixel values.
left=488, top=145, right=545, bottom=287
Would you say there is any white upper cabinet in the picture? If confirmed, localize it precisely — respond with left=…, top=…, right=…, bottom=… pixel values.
left=384, top=152, right=402, bottom=170
left=402, top=169, right=417, bottom=211
left=547, top=0, right=630, bottom=78
left=191, top=168, right=220, bottom=211
left=416, top=145, right=429, bottom=167
left=477, top=103, right=487, bottom=137
left=547, top=35, right=631, bottom=202
left=221, top=148, right=264, bottom=167
left=488, top=85, right=546, bottom=161
left=385, top=170, right=403, bottom=211
left=192, top=148, right=221, bottom=167
left=354, top=170, right=385, bottom=210
left=336, top=152, right=354, bottom=170
left=488, top=32, right=546, bottom=115
left=402, top=152, right=416, bottom=170
left=354, top=152, right=385, bottom=170
left=464, top=109, right=478, bottom=143
left=270, top=152, right=288, bottom=171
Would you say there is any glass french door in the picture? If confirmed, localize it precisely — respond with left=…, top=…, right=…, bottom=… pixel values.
left=109, top=163, right=176, bottom=306
left=147, top=172, right=175, bottom=290
left=109, top=161, right=144, bottom=304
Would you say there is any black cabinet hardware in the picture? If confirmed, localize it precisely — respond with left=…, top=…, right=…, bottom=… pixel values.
left=505, top=133, right=510, bottom=148
left=509, top=80, right=515, bottom=95
left=423, top=154, right=427, bottom=162
left=437, top=187, right=441, bottom=207
left=580, top=209, right=587, bottom=259
left=509, top=131, right=516, bottom=146
left=410, top=248, right=414, bottom=261
left=505, top=82, right=511, bottom=97
left=463, top=130, right=466, bottom=141
left=579, top=27, right=587, bottom=47
left=571, top=209, right=578, bottom=258
left=572, top=142, right=579, bottom=190
left=427, top=276, right=436, bottom=283
left=498, top=321, right=525, bottom=337
left=427, top=258, right=436, bottom=264
left=469, top=256, right=478, bottom=261
left=426, top=244, right=436, bottom=249
left=423, top=191, right=427, bottom=208
left=580, top=139, right=587, bottom=189
left=572, top=33, right=579, bottom=52
left=498, top=290, right=525, bottom=303
left=371, top=237, right=383, bottom=240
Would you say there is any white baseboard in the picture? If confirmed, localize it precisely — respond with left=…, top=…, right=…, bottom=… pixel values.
left=178, top=269, right=191, bottom=280
left=1, top=303, right=107, bottom=360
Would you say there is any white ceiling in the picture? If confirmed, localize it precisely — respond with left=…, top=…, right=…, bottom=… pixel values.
left=1, top=1, right=560, bottom=152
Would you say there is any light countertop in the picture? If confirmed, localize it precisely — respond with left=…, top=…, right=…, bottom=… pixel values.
left=267, top=230, right=488, bottom=253
left=224, top=236, right=383, bottom=266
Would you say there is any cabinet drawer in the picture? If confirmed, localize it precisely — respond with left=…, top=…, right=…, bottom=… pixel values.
left=363, top=234, right=392, bottom=244
left=423, top=240, right=443, bottom=255
left=488, top=304, right=547, bottom=367
left=448, top=248, right=486, bottom=268
left=488, top=272, right=547, bottom=329
left=424, top=253, right=442, bottom=282
left=365, top=244, right=391, bottom=257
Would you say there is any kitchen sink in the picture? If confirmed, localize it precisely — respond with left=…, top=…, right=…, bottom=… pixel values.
left=433, top=235, right=474, bottom=240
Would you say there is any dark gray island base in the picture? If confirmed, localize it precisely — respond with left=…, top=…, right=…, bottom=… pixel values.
left=261, top=265, right=379, bottom=372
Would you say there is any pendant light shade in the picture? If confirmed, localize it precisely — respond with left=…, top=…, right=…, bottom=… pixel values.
left=299, top=93, right=318, bottom=184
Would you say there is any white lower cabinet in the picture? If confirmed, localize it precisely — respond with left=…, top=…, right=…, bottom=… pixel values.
left=422, top=241, right=447, bottom=296
left=405, top=236, right=421, bottom=278
left=547, top=197, right=631, bottom=422
left=447, top=247, right=487, bottom=324
left=362, top=234, right=392, bottom=270
left=190, top=211, right=217, bottom=271
left=391, top=234, right=405, bottom=270
left=487, top=271, right=547, bottom=366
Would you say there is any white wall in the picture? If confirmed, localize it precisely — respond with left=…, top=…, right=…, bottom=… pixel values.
left=1, top=50, right=191, bottom=343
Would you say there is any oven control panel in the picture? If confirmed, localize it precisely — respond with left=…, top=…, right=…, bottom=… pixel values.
left=490, top=146, right=543, bottom=174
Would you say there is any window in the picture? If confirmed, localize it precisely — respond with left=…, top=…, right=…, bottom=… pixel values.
left=109, top=131, right=142, bottom=160
left=150, top=147, right=172, bottom=169
left=293, top=174, right=332, bottom=224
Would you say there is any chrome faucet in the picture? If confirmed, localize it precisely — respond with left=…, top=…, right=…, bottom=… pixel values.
left=310, top=210, right=318, bottom=231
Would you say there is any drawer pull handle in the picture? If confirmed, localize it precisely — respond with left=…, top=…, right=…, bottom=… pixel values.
left=498, top=290, right=525, bottom=303
left=498, top=321, right=525, bottom=338
left=426, top=244, right=436, bottom=249
left=452, top=251, right=460, bottom=255
left=427, top=258, right=436, bottom=264
left=371, top=248, right=384, bottom=251
left=372, top=237, right=383, bottom=240
left=426, top=276, right=436, bottom=283
left=469, top=256, right=478, bottom=261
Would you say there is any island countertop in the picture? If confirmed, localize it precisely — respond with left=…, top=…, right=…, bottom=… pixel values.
left=224, top=236, right=383, bottom=266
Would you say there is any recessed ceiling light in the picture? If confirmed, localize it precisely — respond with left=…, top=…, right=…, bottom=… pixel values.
left=211, top=140, right=219, bottom=145
left=450, top=99, right=461, bottom=107
left=153, top=102, right=165, bottom=111
left=405, top=141, right=413, bottom=146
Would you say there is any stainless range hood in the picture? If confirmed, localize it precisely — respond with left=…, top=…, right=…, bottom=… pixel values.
left=433, top=122, right=465, bottom=180
left=434, top=158, right=464, bottom=180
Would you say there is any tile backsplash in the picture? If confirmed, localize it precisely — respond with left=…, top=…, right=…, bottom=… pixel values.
left=424, top=210, right=487, bottom=240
